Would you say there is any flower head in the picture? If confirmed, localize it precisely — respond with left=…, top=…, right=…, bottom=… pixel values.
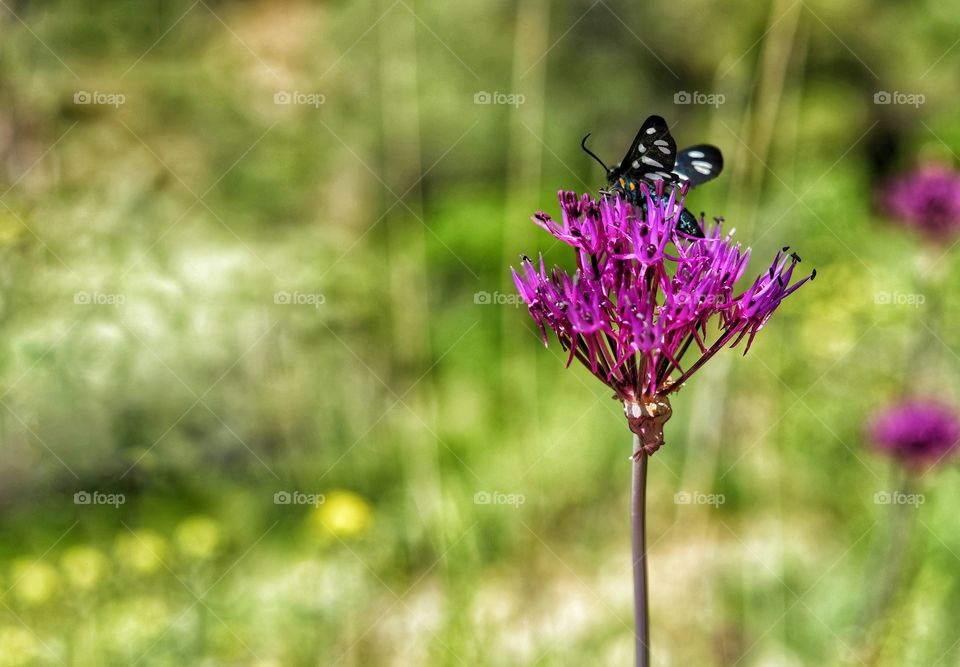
left=513, top=184, right=813, bottom=452
left=867, top=399, right=960, bottom=468
left=9, top=559, right=59, bottom=606
left=174, top=516, right=221, bottom=560
left=0, top=626, right=40, bottom=664
left=881, top=164, right=960, bottom=241
left=310, top=490, right=373, bottom=538
left=61, top=545, right=108, bottom=590
left=114, top=530, right=167, bottom=575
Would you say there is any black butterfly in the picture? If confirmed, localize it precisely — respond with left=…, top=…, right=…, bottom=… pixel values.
left=581, top=115, right=723, bottom=238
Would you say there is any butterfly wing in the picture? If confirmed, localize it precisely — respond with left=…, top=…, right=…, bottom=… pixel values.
left=614, top=115, right=678, bottom=184
left=673, top=144, right=723, bottom=186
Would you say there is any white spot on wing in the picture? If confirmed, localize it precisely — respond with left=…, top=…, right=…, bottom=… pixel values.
left=654, top=139, right=669, bottom=147
left=646, top=127, right=657, bottom=135
left=687, top=150, right=705, bottom=159
left=692, top=160, right=712, bottom=175
left=641, top=155, right=663, bottom=168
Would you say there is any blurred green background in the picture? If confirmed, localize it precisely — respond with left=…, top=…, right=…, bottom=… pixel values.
left=1, top=0, right=959, bottom=665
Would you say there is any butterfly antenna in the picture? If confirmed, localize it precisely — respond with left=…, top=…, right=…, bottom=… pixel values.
left=581, top=134, right=610, bottom=172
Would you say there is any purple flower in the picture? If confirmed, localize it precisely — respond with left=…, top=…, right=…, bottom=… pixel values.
left=867, top=399, right=960, bottom=468
left=512, top=184, right=813, bottom=453
left=881, top=164, right=960, bottom=241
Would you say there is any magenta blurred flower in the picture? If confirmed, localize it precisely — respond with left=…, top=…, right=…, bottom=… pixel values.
left=512, top=184, right=813, bottom=453
left=867, top=399, right=960, bottom=468
left=881, top=164, right=960, bottom=241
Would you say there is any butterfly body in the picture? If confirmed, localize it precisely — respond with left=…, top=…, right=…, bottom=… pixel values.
left=582, top=116, right=723, bottom=239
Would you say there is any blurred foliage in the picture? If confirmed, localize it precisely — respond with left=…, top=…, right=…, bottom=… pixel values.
left=0, top=0, right=959, bottom=665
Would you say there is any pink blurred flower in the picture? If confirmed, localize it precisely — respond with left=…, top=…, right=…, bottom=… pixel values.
left=867, top=399, right=960, bottom=468
left=881, top=164, right=960, bottom=241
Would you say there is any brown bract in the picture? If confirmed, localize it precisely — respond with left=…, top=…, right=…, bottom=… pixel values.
left=623, top=392, right=673, bottom=458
